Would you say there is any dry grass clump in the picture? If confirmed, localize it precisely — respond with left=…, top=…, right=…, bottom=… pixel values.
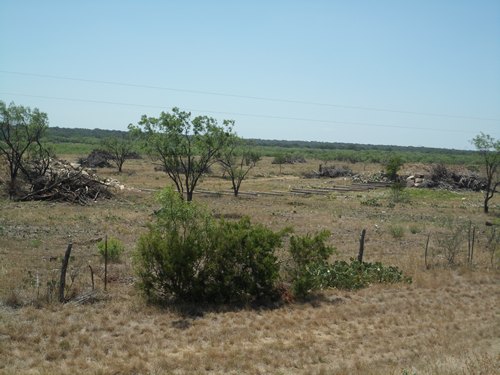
left=0, top=157, right=499, bottom=374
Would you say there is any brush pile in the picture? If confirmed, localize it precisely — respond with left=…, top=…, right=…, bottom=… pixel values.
left=78, top=149, right=113, bottom=168
left=19, top=159, right=113, bottom=204
left=305, top=165, right=353, bottom=178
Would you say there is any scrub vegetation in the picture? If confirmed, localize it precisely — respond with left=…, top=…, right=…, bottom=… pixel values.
left=0, top=122, right=499, bottom=374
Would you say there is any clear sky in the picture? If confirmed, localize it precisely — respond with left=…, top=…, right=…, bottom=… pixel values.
left=1, top=0, right=499, bottom=149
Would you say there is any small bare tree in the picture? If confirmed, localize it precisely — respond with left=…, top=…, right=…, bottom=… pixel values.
left=471, top=133, right=499, bottom=213
left=218, top=135, right=260, bottom=197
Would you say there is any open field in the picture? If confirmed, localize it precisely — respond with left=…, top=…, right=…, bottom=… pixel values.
left=0, top=157, right=499, bottom=374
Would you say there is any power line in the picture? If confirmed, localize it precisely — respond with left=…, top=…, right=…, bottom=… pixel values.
left=0, top=91, right=479, bottom=134
left=1, top=69, right=499, bottom=123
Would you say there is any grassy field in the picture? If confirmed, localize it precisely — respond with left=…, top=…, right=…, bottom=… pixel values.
left=0, top=156, right=499, bottom=374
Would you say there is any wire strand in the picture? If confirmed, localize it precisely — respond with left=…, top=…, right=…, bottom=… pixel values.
left=0, top=91, right=479, bottom=134
left=1, top=69, right=499, bottom=122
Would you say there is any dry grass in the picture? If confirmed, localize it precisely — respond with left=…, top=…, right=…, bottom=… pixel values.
left=0, top=157, right=499, bottom=374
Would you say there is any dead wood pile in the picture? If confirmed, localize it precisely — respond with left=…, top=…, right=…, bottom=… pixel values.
left=305, top=165, right=353, bottom=179
left=19, top=159, right=114, bottom=204
left=78, top=149, right=113, bottom=168
left=424, top=172, right=487, bottom=191
left=271, top=155, right=307, bottom=164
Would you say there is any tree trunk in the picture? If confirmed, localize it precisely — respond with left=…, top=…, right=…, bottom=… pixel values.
left=186, top=190, right=193, bottom=202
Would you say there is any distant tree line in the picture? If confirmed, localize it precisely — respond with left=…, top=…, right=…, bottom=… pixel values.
left=44, top=126, right=480, bottom=165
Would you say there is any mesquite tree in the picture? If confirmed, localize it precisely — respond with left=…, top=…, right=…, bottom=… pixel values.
left=0, top=101, right=49, bottom=198
left=130, top=107, right=233, bottom=201
left=472, top=133, right=500, bottom=213
left=101, top=134, right=133, bottom=173
left=218, top=135, right=260, bottom=196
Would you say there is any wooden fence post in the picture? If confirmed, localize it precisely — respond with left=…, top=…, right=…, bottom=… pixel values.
left=468, top=221, right=472, bottom=264
left=424, top=234, right=430, bottom=269
left=89, top=265, right=95, bottom=291
left=104, top=235, right=108, bottom=292
left=358, top=229, right=366, bottom=262
left=59, top=242, right=73, bottom=303
left=471, top=226, right=476, bottom=264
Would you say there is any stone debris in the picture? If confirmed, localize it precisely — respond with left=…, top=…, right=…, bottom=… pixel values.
left=353, top=169, right=486, bottom=192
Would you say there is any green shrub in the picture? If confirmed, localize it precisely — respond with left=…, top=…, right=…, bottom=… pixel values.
left=135, top=187, right=413, bottom=304
left=361, top=197, right=382, bottom=207
left=389, top=225, right=405, bottom=239
left=388, top=183, right=410, bottom=205
left=204, top=218, right=284, bottom=303
left=409, top=224, right=421, bottom=234
left=134, top=188, right=286, bottom=304
left=384, top=155, right=404, bottom=180
left=307, top=259, right=411, bottom=290
left=288, top=230, right=336, bottom=297
left=97, top=236, right=124, bottom=262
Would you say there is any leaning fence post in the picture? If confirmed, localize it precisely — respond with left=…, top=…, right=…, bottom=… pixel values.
left=89, top=265, right=95, bottom=291
left=59, top=242, right=73, bottom=303
left=358, top=229, right=366, bottom=262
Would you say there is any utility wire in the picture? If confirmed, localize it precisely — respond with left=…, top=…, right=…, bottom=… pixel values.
left=1, top=69, right=499, bottom=123
left=0, top=91, right=478, bottom=134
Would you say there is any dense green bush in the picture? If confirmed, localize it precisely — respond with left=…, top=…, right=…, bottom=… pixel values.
left=288, top=230, right=335, bottom=297
left=134, top=188, right=286, bottom=303
left=384, top=155, right=404, bottom=180
left=287, top=232, right=410, bottom=296
left=135, top=188, right=412, bottom=304
left=204, top=218, right=284, bottom=303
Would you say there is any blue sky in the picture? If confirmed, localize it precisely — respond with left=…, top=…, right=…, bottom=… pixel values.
left=1, top=0, right=499, bottom=149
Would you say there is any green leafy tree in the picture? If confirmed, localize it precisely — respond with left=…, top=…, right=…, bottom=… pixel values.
left=101, top=134, right=134, bottom=173
left=384, top=155, right=404, bottom=181
left=272, top=153, right=287, bottom=174
left=0, top=101, right=49, bottom=198
left=218, top=135, right=260, bottom=196
left=130, top=108, right=233, bottom=201
left=472, top=132, right=500, bottom=213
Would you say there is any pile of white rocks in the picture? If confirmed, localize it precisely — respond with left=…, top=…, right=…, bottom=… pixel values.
left=405, top=174, right=426, bottom=188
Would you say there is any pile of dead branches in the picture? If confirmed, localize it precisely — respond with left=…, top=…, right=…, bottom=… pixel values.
left=78, top=149, right=113, bottom=168
left=305, top=165, right=353, bottom=179
left=19, top=159, right=113, bottom=204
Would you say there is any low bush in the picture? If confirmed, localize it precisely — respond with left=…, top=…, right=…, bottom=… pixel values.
left=134, top=188, right=286, bottom=304
left=288, top=230, right=335, bottom=298
left=389, top=225, right=405, bottom=239
left=97, top=237, right=124, bottom=262
left=361, top=197, right=382, bottom=207
left=135, top=187, right=412, bottom=304
left=300, top=260, right=411, bottom=291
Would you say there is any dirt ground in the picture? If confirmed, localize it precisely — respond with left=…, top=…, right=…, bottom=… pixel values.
left=0, top=157, right=499, bottom=374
